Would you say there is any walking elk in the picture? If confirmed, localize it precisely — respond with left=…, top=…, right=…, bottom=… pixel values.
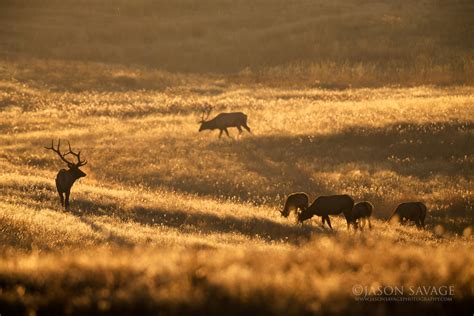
left=198, top=105, right=251, bottom=138
left=45, top=139, right=87, bottom=209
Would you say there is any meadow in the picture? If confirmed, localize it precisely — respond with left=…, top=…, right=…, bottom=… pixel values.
left=1, top=0, right=473, bottom=86
left=1, top=0, right=474, bottom=314
left=1, top=59, right=473, bottom=314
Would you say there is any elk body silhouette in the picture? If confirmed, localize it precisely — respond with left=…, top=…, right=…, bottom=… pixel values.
left=352, top=201, right=373, bottom=230
left=45, top=140, right=87, bottom=209
left=198, top=106, right=251, bottom=138
left=389, top=202, right=427, bottom=228
left=280, top=192, right=309, bottom=218
left=297, top=194, right=354, bottom=229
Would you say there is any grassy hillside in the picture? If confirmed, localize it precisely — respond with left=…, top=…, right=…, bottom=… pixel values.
left=1, top=174, right=473, bottom=315
left=1, top=0, right=473, bottom=313
left=1, top=0, right=473, bottom=86
left=0, top=59, right=473, bottom=314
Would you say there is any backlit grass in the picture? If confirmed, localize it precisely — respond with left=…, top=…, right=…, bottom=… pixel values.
left=0, top=63, right=473, bottom=314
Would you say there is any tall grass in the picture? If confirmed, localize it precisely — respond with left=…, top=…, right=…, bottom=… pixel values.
left=0, top=235, right=473, bottom=315
left=1, top=69, right=472, bottom=232
left=0, top=16, right=473, bottom=312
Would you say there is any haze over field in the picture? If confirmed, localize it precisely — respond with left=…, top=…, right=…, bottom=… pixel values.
left=1, top=0, right=473, bottom=86
left=0, top=0, right=473, bottom=315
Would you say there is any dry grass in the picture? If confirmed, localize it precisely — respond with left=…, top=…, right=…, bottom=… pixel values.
left=1, top=1, right=473, bottom=313
left=1, top=237, right=473, bottom=315
left=1, top=0, right=473, bottom=86
left=0, top=59, right=473, bottom=314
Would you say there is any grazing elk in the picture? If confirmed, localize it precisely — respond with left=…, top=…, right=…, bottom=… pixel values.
left=280, top=192, right=309, bottom=218
left=198, top=105, right=251, bottom=138
left=45, top=139, right=87, bottom=209
left=389, top=202, right=427, bottom=229
left=352, top=201, right=373, bottom=230
left=297, top=194, right=354, bottom=229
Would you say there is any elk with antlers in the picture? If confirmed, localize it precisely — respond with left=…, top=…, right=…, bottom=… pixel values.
left=198, top=104, right=251, bottom=138
left=45, top=139, right=87, bottom=209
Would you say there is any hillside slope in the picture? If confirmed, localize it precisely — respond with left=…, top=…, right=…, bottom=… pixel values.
left=0, top=68, right=473, bottom=314
left=1, top=0, right=473, bottom=85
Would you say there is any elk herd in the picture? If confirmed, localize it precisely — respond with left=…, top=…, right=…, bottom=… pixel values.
left=281, top=192, right=427, bottom=230
left=44, top=106, right=428, bottom=231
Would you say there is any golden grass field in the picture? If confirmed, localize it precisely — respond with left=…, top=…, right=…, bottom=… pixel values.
left=1, top=0, right=474, bottom=314
left=0, top=59, right=473, bottom=315
left=2, top=0, right=474, bottom=86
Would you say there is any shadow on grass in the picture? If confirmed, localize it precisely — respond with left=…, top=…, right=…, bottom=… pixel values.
left=145, top=121, right=472, bottom=213
left=0, top=181, right=339, bottom=247
left=188, top=121, right=471, bottom=198
left=224, top=121, right=473, bottom=180
left=428, top=200, right=473, bottom=234
left=78, top=216, right=134, bottom=248
left=66, top=121, right=471, bottom=234
left=70, top=198, right=335, bottom=245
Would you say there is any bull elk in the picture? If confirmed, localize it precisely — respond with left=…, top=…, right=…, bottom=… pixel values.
left=297, top=194, right=354, bottom=229
left=198, top=104, right=251, bottom=138
left=389, top=202, right=427, bottom=229
left=352, top=201, right=373, bottom=230
left=280, top=192, right=309, bottom=218
left=45, top=139, right=87, bottom=209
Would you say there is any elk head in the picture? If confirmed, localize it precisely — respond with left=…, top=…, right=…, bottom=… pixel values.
left=297, top=208, right=312, bottom=223
left=198, top=103, right=213, bottom=132
left=45, top=139, right=87, bottom=178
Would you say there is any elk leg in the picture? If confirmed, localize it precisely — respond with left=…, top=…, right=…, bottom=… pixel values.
left=224, top=128, right=231, bottom=138
left=219, top=129, right=223, bottom=138
left=65, top=190, right=71, bottom=210
left=58, top=191, right=64, bottom=206
left=237, top=126, right=243, bottom=134
left=327, top=216, right=333, bottom=230
left=416, top=219, right=422, bottom=229
left=355, top=220, right=361, bottom=231
left=325, top=215, right=333, bottom=230
left=243, top=123, right=251, bottom=133
left=368, top=218, right=372, bottom=230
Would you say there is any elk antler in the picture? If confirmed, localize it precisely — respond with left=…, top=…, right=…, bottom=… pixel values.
left=198, top=103, right=213, bottom=122
left=45, top=139, right=87, bottom=167
left=45, top=139, right=74, bottom=166
left=65, top=141, right=87, bottom=166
